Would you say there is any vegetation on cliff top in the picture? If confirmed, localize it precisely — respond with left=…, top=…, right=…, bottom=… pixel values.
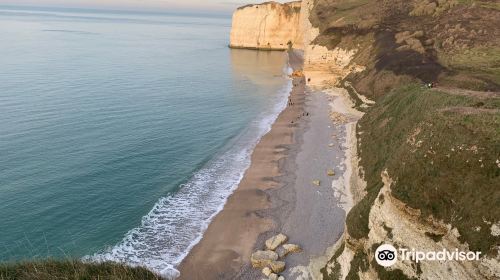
left=310, top=0, right=500, bottom=97
left=350, top=84, right=499, bottom=250
left=237, top=0, right=302, bottom=16
left=310, top=0, right=499, bottom=279
left=0, top=260, right=162, bottom=280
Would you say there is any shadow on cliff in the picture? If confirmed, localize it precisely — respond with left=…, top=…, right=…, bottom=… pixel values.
left=373, top=30, right=445, bottom=83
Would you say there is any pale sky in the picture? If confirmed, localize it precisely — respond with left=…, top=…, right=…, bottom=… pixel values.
left=0, top=0, right=288, bottom=14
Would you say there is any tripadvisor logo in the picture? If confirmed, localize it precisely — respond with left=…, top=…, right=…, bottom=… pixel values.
left=375, top=244, right=398, bottom=267
left=375, top=244, right=482, bottom=267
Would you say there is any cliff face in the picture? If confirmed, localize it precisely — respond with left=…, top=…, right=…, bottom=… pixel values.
left=229, top=1, right=499, bottom=279
left=229, top=1, right=303, bottom=50
left=303, top=1, right=500, bottom=279
left=325, top=170, right=500, bottom=280
left=299, top=0, right=364, bottom=89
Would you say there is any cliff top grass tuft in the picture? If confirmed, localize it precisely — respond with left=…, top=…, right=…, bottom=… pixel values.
left=0, top=260, right=162, bottom=280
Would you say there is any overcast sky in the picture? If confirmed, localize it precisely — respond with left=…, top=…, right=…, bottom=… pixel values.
left=0, top=0, right=287, bottom=14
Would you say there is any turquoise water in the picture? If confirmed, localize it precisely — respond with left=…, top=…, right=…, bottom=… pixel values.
left=0, top=7, right=290, bottom=276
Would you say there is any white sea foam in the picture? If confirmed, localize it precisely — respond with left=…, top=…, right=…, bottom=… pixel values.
left=84, top=64, right=293, bottom=279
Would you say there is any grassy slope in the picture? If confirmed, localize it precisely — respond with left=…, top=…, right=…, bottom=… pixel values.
left=0, top=260, right=162, bottom=280
left=310, top=0, right=500, bottom=279
left=350, top=84, right=500, bottom=251
left=340, top=84, right=500, bottom=279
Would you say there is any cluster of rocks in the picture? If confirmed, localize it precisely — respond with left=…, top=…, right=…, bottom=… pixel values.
left=311, top=169, right=335, bottom=188
left=250, top=233, right=302, bottom=280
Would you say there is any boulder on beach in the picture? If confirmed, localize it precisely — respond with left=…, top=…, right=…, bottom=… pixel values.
left=282, top=244, right=302, bottom=257
left=312, top=180, right=321, bottom=186
left=327, top=169, right=335, bottom=176
left=278, top=276, right=285, bottom=280
left=269, top=261, right=286, bottom=273
left=265, top=233, right=288, bottom=250
left=251, top=250, right=278, bottom=268
left=262, top=267, right=272, bottom=277
left=269, top=273, right=278, bottom=280
left=277, top=243, right=302, bottom=258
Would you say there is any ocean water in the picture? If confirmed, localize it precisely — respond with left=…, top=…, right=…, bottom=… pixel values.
left=0, top=7, right=291, bottom=276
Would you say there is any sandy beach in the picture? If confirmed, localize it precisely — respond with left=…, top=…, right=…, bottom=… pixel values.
left=178, top=50, right=359, bottom=279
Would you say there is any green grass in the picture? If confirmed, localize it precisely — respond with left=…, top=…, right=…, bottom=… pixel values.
left=309, top=0, right=376, bottom=30
left=321, top=242, right=345, bottom=280
left=456, top=0, right=500, bottom=10
left=371, top=259, right=417, bottom=280
left=330, top=0, right=371, bottom=24
left=345, top=250, right=369, bottom=280
left=347, top=83, right=500, bottom=255
left=439, top=47, right=500, bottom=89
left=0, top=260, right=162, bottom=280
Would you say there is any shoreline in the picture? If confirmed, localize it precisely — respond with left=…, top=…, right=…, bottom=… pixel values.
left=177, top=50, right=306, bottom=279
left=177, top=51, right=362, bottom=280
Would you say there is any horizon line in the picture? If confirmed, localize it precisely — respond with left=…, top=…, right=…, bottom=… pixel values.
left=0, top=3, right=234, bottom=18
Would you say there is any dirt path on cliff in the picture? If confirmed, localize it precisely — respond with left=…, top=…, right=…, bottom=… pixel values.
left=434, top=86, right=500, bottom=99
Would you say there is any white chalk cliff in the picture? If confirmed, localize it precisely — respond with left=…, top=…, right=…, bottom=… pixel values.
left=229, top=1, right=303, bottom=50
left=229, top=0, right=362, bottom=87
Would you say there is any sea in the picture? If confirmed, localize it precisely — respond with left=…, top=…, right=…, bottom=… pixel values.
left=0, top=6, right=291, bottom=277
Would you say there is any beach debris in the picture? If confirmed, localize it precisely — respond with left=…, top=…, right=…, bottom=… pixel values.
left=262, top=267, right=272, bottom=277
left=251, top=250, right=278, bottom=268
left=327, top=169, right=336, bottom=176
left=265, top=233, right=288, bottom=251
left=312, top=180, right=321, bottom=186
left=269, top=261, right=286, bottom=273
left=277, top=244, right=302, bottom=258
left=269, top=273, right=279, bottom=280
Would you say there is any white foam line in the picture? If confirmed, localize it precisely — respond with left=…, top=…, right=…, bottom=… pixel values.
left=84, top=56, right=293, bottom=279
